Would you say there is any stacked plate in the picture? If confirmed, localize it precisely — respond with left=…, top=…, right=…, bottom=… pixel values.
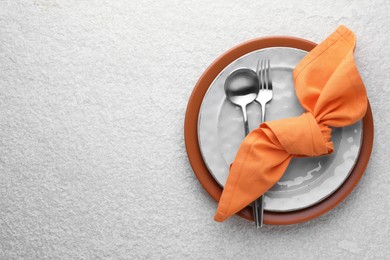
left=184, top=36, right=373, bottom=225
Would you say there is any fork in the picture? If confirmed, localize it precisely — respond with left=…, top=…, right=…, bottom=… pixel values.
left=255, top=59, right=273, bottom=228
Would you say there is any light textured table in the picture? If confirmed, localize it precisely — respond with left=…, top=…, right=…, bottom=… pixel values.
left=1, top=0, right=389, bottom=259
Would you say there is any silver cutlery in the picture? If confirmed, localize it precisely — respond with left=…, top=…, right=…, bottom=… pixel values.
left=255, top=59, right=273, bottom=228
left=224, top=68, right=261, bottom=228
left=224, top=69, right=259, bottom=135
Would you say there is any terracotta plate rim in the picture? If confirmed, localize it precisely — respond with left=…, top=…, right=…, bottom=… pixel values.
left=184, top=36, right=374, bottom=225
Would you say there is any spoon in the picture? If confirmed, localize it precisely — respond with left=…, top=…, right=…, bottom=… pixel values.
left=224, top=68, right=260, bottom=228
left=224, top=69, right=259, bottom=135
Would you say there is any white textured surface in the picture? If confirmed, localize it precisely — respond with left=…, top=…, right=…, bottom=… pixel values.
left=0, top=0, right=389, bottom=259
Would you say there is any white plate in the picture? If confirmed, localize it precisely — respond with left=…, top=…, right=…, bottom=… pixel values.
left=198, top=47, right=363, bottom=212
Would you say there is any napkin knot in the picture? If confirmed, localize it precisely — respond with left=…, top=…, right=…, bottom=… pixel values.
left=265, top=112, right=334, bottom=157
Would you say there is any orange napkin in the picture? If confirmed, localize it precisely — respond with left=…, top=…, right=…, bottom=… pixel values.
left=214, top=25, right=368, bottom=222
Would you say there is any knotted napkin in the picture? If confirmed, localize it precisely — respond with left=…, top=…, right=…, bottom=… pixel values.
left=214, top=26, right=368, bottom=222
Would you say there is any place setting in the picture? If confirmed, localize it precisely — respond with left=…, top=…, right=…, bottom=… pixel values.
left=185, top=26, right=374, bottom=227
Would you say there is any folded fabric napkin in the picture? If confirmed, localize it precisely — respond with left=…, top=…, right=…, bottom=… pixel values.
left=214, top=25, right=368, bottom=222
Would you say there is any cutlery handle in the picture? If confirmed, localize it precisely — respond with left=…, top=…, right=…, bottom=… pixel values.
left=241, top=105, right=259, bottom=227
left=261, top=104, right=266, bottom=123
left=256, top=104, right=266, bottom=228
left=257, top=196, right=264, bottom=228
left=241, top=105, right=250, bottom=135
left=253, top=200, right=260, bottom=228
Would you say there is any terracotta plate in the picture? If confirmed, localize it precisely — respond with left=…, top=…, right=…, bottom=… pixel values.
left=184, top=36, right=374, bottom=225
left=198, top=47, right=363, bottom=212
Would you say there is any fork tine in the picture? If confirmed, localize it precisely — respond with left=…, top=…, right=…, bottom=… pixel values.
left=256, top=59, right=261, bottom=87
left=267, top=59, right=272, bottom=90
left=265, top=59, right=269, bottom=90
left=260, top=60, right=264, bottom=89
left=263, top=59, right=266, bottom=89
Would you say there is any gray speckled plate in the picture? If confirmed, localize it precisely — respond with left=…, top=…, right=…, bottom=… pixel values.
left=198, top=47, right=363, bottom=212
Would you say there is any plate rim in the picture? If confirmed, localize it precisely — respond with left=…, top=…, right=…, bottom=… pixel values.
left=184, top=36, right=374, bottom=225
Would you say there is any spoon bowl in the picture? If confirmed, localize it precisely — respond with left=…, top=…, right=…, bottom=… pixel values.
left=224, top=69, right=259, bottom=108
